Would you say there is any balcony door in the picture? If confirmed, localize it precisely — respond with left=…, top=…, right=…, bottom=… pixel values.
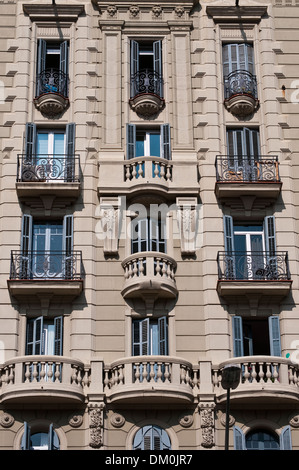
left=36, top=39, right=69, bottom=97
left=130, top=40, right=163, bottom=98
left=24, top=123, right=76, bottom=182
left=226, top=127, right=260, bottom=180
left=26, top=316, right=63, bottom=356
left=223, top=43, right=255, bottom=76
left=132, top=317, right=168, bottom=356
left=223, top=215, right=276, bottom=280
left=131, top=217, right=166, bottom=254
left=127, top=124, right=171, bottom=161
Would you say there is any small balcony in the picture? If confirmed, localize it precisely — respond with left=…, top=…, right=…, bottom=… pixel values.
left=16, top=154, right=81, bottom=207
left=0, top=355, right=89, bottom=405
left=129, top=69, right=164, bottom=116
left=104, top=355, right=198, bottom=405
left=217, top=251, right=292, bottom=298
left=215, top=156, right=282, bottom=202
left=213, top=356, right=299, bottom=404
left=34, top=69, right=69, bottom=116
left=121, top=252, right=177, bottom=307
left=8, top=251, right=83, bottom=301
left=98, top=157, right=199, bottom=200
left=224, top=70, right=259, bottom=116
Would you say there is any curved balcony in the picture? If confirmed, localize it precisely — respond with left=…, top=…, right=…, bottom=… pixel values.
left=34, top=69, right=69, bottom=116
left=215, top=155, right=282, bottom=204
left=217, top=251, right=292, bottom=299
left=121, top=252, right=177, bottom=306
left=129, top=69, right=164, bottom=116
left=104, top=355, right=198, bottom=404
left=0, top=355, right=89, bottom=405
left=16, top=154, right=81, bottom=208
left=8, top=251, right=83, bottom=302
left=213, top=356, right=299, bottom=404
left=224, top=70, right=259, bottom=116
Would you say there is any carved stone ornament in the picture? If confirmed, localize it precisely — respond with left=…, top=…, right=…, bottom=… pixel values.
left=152, top=5, right=162, bottom=18
left=179, top=414, right=194, bottom=428
left=98, top=198, right=121, bottom=255
left=34, top=93, right=69, bottom=117
left=0, top=412, right=14, bottom=428
left=220, top=413, right=235, bottom=427
left=69, top=414, right=84, bottom=428
left=110, top=413, right=125, bottom=428
left=200, top=403, right=215, bottom=448
left=289, top=414, right=299, bottom=428
left=129, top=5, right=140, bottom=18
left=224, top=95, right=259, bottom=117
left=176, top=198, right=198, bottom=255
left=89, top=403, right=105, bottom=448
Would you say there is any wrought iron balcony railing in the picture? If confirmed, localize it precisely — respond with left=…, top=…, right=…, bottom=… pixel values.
left=217, top=251, right=291, bottom=281
left=17, top=154, right=80, bottom=183
left=130, top=69, right=163, bottom=98
left=36, top=68, right=69, bottom=98
left=9, top=251, right=83, bottom=281
left=224, top=69, right=258, bottom=100
left=215, top=156, right=280, bottom=183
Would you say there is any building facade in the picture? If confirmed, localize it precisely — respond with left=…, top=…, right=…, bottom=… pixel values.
left=0, top=0, right=299, bottom=451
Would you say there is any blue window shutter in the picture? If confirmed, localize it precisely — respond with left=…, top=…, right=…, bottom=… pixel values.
left=63, top=214, right=73, bottom=255
left=232, top=316, right=244, bottom=357
left=153, top=40, right=163, bottom=97
left=233, top=426, right=246, bottom=450
left=54, top=316, right=63, bottom=356
left=25, top=123, right=36, bottom=162
left=59, top=41, right=69, bottom=76
left=223, top=43, right=254, bottom=76
left=264, top=216, right=276, bottom=256
left=21, top=422, right=31, bottom=450
left=280, top=425, right=292, bottom=450
left=21, top=214, right=33, bottom=255
left=126, top=124, right=136, bottom=160
left=160, top=124, right=171, bottom=160
left=130, top=40, right=139, bottom=97
left=132, top=319, right=149, bottom=356
left=223, top=215, right=234, bottom=253
left=26, top=316, right=43, bottom=355
left=268, top=315, right=281, bottom=357
left=66, top=123, right=76, bottom=158
left=37, top=39, right=47, bottom=75
left=158, top=316, right=168, bottom=355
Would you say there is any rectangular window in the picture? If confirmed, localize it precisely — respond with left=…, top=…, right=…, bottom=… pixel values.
left=130, top=40, right=163, bottom=98
left=131, top=217, right=166, bottom=254
left=26, top=316, right=63, bottom=356
left=132, top=317, right=168, bottom=356
left=36, top=39, right=69, bottom=97
left=126, top=124, right=171, bottom=160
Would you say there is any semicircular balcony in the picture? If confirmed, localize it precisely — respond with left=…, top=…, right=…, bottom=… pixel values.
left=129, top=69, right=165, bottom=116
left=213, top=356, right=299, bottom=405
left=224, top=70, right=259, bottom=116
left=34, top=69, right=69, bottom=116
left=104, top=355, right=198, bottom=405
left=121, top=252, right=178, bottom=306
left=0, top=355, right=89, bottom=405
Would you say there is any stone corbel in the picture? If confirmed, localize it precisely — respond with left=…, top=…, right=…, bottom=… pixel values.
left=88, top=403, right=105, bottom=449
left=199, top=402, right=216, bottom=449
left=176, top=197, right=198, bottom=256
left=98, top=197, right=122, bottom=255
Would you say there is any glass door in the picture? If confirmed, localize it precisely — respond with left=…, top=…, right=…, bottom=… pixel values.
left=32, top=221, right=63, bottom=278
left=36, top=131, right=66, bottom=181
left=233, top=225, right=265, bottom=279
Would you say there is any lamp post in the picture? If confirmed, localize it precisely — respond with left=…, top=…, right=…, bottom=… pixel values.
left=221, top=364, right=241, bottom=450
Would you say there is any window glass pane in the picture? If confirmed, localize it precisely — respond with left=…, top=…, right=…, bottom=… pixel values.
left=246, top=430, right=279, bottom=450
left=53, top=134, right=65, bottom=155
left=136, top=133, right=145, bottom=157
left=149, top=133, right=160, bottom=157
left=37, top=133, right=48, bottom=155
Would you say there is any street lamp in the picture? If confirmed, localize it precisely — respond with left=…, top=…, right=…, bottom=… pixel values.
left=221, top=364, right=241, bottom=451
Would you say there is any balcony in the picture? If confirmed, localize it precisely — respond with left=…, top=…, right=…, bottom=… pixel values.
left=129, top=69, right=164, bottom=116
left=98, top=157, right=199, bottom=201
left=224, top=70, right=259, bottom=116
left=0, top=355, right=89, bottom=405
left=8, top=251, right=83, bottom=301
left=104, top=355, right=198, bottom=405
left=215, top=156, right=282, bottom=203
left=213, top=356, right=299, bottom=404
left=217, top=251, right=292, bottom=298
left=121, top=252, right=177, bottom=308
left=34, top=69, right=69, bottom=116
left=16, top=154, right=81, bottom=208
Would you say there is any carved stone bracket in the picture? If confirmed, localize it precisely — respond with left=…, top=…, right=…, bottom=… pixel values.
left=98, top=197, right=122, bottom=255
left=89, top=403, right=105, bottom=449
left=199, top=402, right=215, bottom=449
left=176, top=197, right=199, bottom=256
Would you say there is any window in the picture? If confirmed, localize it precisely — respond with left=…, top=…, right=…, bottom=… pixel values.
left=21, top=422, right=60, bottom=450
left=131, top=217, right=166, bottom=254
left=232, top=315, right=281, bottom=357
left=26, top=316, right=63, bottom=356
left=130, top=40, right=163, bottom=98
left=126, top=124, right=171, bottom=160
left=234, top=426, right=292, bottom=450
left=36, top=39, right=69, bottom=98
left=223, top=215, right=277, bottom=280
left=23, top=123, right=76, bottom=182
left=132, top=317, right=168, bottom=356
left=133, top=425, right=171, bottom=450
left=222, top=44, right=257, bottom=101
left=20, top=214, right=73, bottom=279
left=226, top=127, right=260, bottom=180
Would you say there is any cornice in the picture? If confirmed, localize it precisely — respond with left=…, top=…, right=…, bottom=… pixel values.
left=92, top=0, right=198, bottom=11
left=23, top=4, right=85, bottom=22
left=206, top=6, right=268, bottom=23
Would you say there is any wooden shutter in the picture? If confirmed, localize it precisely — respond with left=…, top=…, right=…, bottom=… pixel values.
left=160, top=124, right=171, bottom=160
left=63, top=214, right=74, bottom=278
left=132, top=318, right=149, bottom=356
left=65, top=123, right=76, bottom=181
left=26, top=316, right=43, bottom=355
left=158, top=316, right=168, bottom=355
left=25, top=123, right=36, bottom=163
left=36, top=39, right=47, bottom=96
left=223, top=43, right=254, bottom=75
left=233, top=426, right=246, bottom=450
left=20, top=214, right=33, bottom=279
left=126, top=124, right=136, bottom=160
left=268, top=316, right=281, bottom=357
left=280, top=425, right=292, bottom=450
left=54, top=316, right=63, bottom=356
left=153, top=40, right=163, bottom=96
left=59, top=41, right=69, bottom=76
left=21, top=422, right=31, bottom=450
left=223, top=215, right=235, bottom=279
left=130, top=40, right=139, bottom=96
left=264, top=216, right=276, bottom=257
left=232, top=316, right=244, bottom=357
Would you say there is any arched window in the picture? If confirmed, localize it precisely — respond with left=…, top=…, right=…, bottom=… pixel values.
left=133, top=425, right=171, bottom=450
left=246, top=430, right=279, bottom=450
left=21, top=422, right=60, bottom=450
